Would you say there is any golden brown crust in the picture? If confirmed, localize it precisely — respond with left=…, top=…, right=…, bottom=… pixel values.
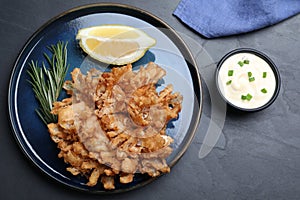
left=47, top=62, right=182, bottom=189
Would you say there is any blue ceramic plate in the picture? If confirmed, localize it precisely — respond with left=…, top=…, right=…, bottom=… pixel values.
left=8, top=3, right=202, bottom=193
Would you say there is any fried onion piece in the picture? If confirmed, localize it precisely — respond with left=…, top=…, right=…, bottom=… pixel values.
left=92, top=63, right=181, bottom=176
left=101, top=176, right=115, bottom=190
left=87, top=167, right=103, bottom=187
left=67, top=167, right=81, bottom=176
left=51, top=98, right=72, bottom=115
left=47, top=62, right=182, bottom=189
left=47, top=112, right=106, bottom=187
left=120, top=173, right=134, bottom=184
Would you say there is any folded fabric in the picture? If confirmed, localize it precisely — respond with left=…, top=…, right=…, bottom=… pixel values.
left=173, top=0, right=300, bottom=38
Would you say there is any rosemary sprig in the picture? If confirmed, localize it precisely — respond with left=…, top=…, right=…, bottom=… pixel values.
left=27, top=41, right=69, bottom=124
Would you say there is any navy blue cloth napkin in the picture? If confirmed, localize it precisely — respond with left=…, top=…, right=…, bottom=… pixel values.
left=173, top=0, right=300, bottom=38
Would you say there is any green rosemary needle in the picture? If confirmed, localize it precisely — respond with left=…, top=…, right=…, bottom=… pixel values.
left=27, top=41, right=69, bottom=124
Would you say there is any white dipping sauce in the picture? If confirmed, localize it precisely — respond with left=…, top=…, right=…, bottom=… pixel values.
left=217, top=52, right=276, bottom=109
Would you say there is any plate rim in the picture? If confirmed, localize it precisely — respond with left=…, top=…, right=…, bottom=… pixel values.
left=8, top=2, right=203, bottom=193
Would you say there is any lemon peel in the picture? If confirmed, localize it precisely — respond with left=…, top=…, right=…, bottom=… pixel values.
left=76, top=25, right=156, bottom=65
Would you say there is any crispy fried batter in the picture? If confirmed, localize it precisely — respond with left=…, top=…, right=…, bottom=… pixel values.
left=120, top=173, right=134, bottom=184
left=47, top=62, right=182, bottom=189
left=101, top=176, right=115, bottom=190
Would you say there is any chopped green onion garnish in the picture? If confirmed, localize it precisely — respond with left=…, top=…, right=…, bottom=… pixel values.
left=241, top=93, right=253, bottom=101
left=249, top=77, right=255, bottom=82
left=261, top=88, right=267, bottom=93
left=226, top=80, right=232, bottom=85
left=248, top=72, right=252, bottom=77
left=244, top=59, right=250, bottom=64
left=263, top=72, right=267, bottom=78
left=228, top=70, right=234, bottom=76
left=238, top=61, right=244, bottom=67
left=246, top=93, right=253, bottom=100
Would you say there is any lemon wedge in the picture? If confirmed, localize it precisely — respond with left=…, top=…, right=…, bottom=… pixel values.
left=76, top=25, right=156, bottom=65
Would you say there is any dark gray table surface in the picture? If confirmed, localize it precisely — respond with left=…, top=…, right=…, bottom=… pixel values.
left=1, top=0, right=300, bottom=199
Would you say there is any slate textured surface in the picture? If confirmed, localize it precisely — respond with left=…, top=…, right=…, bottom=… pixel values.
left=1, top=0, right=299, bottom=199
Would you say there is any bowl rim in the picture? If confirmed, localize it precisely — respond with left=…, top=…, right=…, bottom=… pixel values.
left=215, top=48, right=281, bottom=112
